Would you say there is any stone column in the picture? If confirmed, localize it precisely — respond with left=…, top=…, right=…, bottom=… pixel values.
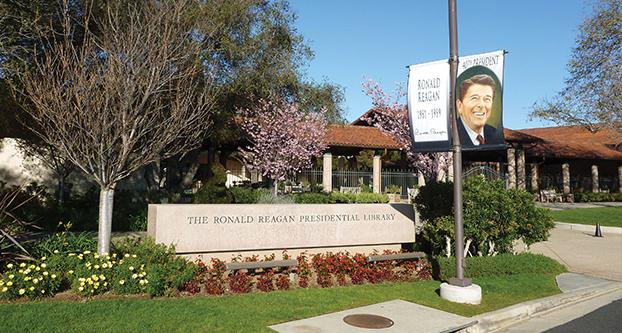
left=591, top=164, right=599, bottom=193
left=517, top=149, right=526, bottom=190
left=562, top=163, right=570, bottom=194
left=373, top=155, right=381, bottom=193
left=507, top=148, right=516, bottom=188
left=619, top=165, right=622, bottom=193
left=417, top=172, right=426, bottom=188
left=495, top=162, right=501, bottom=175
left=530, top=164, right=539, bottom=193
left=322, top=153, right=332, bottom=193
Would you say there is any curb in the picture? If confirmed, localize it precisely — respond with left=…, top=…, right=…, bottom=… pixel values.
left=461, top=282, right=622, bottom=333
left=554, top=222, right=622, bottom=235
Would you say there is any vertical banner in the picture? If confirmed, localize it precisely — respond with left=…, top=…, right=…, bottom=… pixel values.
left=455, top=50, right=506, bottom=151
left=407, top=60, right=451, bottom=152
left=407, top=50, right=506, bottom=152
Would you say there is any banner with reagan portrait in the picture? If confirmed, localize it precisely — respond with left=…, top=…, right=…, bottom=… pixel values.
left=407, top=50, right=506, bottom=152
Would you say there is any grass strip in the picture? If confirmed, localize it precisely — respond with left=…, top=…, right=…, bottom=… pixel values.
left=0, top=273, right=561, bottom=333
left=550, top=207, right=622, bottom=227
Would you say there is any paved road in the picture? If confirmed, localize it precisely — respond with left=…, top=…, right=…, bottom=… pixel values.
left=544, top=298, right=622, bottom=333
left=497, top=289, right=622, bottom=333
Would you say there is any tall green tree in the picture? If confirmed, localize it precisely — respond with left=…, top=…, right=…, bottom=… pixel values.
left=531, top=0, right=621, bottom=134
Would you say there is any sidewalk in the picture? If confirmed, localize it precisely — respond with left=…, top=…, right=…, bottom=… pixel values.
left=514, top=227, right=622, bottom=282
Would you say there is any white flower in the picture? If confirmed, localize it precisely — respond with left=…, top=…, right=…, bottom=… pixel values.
left=1, top=287, right=7, bottom=292
left=19, top=289, right=25, bottom=295
left=53, top=250, right=59, bottom=254
left=78, top=287, right=84, bottom=291
left=119, top=280, right=125, bottom=285
left=7, top=263, right=13, bottom=269
left=51, top=274, right=57, bottom=279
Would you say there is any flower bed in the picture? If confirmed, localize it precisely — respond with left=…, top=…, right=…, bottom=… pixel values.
left=180, top=251, right=431, bottom=296
left=0, top=246, right=431, bottom=301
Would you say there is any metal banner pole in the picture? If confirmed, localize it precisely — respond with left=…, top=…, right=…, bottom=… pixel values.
left=448, top=0, right=470, bottom=287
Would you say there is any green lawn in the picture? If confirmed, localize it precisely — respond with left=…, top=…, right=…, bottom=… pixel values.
left=550, top=207, right=622, bottom=227
left=0, top=274, right=561, bottom=333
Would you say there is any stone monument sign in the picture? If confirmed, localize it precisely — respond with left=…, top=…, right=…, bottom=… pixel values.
left=148, top=203, right=416, bottom=255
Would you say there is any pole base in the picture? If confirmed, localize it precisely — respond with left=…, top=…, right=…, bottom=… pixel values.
left=440, top=282, right=482, bottom=305
left=449, top=277, right=472, bottom=287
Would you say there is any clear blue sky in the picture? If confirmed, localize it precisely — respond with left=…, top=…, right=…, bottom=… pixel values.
left=290, top=0, right=592, bottom=130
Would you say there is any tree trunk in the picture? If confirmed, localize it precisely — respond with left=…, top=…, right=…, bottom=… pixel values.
left=273, top=179, right=278, bottom=197
left=97, top=186, right=115, bottom=254
left=57, top=177, right=65, bottom=207
left=445, top=235, right=452, bottom=257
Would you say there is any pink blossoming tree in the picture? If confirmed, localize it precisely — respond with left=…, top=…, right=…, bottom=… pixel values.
left=361, top=79, right=452, bottom=180
left=239, top=98, right=328, bottom=195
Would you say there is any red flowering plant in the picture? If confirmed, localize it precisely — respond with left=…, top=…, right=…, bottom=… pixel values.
left=295, top=253, right=311, bottom=288
left=203, top=258, right=227, bottom=295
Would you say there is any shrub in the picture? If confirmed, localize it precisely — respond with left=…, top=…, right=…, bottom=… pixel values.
left=256, top=270, right=275, bottom=292
left=230, top=187, right=261, bottom=203
left=69, top=251, right=116, bottom=296
left=228, top=271, right=253, bottom=293
left=0, top=260, right=62, bottom=300
left=384, top=184, right=401, bottom=194
left=256, top=192, right=295, bottom=204
left=433, top=253, right=567, bottom=281
left=354, top=192, right=389, bottom=203
left=128, top=211, right=148, bottom=231
left=193, top=163, right=233, bottom=204
left=417, top=177, right=554, bottom=256
left=30, top=223, right=97, bottom=258
left=329, top=192, right=356, bottom=203
left=414, top=181, right=453, bottom=222
left=275, top=274, right=291, bottom=290
left=574, top=192, right=622, bottom=202
left=294, top=192, right=334, bottom=204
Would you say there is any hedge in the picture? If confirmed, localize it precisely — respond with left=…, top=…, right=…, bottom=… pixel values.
left=432, top=253, right=567, bottom=281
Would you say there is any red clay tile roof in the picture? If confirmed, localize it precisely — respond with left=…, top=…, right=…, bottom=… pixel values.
left=515, top=125, right=622, bottom=160
left=326, top=125, right=401, bottom=149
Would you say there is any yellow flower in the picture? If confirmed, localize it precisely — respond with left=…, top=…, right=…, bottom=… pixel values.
left=1, top=287, right=7, bottom=292
left=68, top=270, right=74, bottom=274
left=6, top=263, right=13, bottom=269
left=33, top=278, right=39, bottom=284
left=41, top=257, right=47, bottom=261
left=83, top=251, right=91, bottom=255
left=99, top=275, right=106, bottom=281
left=29, top=286, right=34, bottom=291
left=19, top=263, right=26, bottom=268
left=51, top=274, right=57, bottom=279
left=129, top=266, right=134, bottom=271
left=132, top=254, right=137, bottom=258
left=93, top=284, right=99, bottom=289
left=53, top=250, right=59, bottom=254
left=78, top=286, right=84, bottom=291
left=68, top=253, right=75, bottom=256
left=41, top=263, right=47, bottom=268
left=79, top=278, right=86, bottom=282
left=19, top=289, right=25, bottom=295
left=92, top=275, right=99, bottom=281
left=29, top=264, right=35, bottom=269
left=36, top=266, right=41, bottom=271
left=8, top=275, right=14, bottom=279
left=139, top=280, right=145, bottom=285
left=102, top=263, right=108, bottom=268
left=94, top=265, right=100, bottom=269
left=0, top=281, right=3, bottom=286
left=6, top=281, right=13, bottom=287
left=24, top=269, right=31, bottom=275
left=43, top=271, right=49, bottom=276
left=132, top=274, right=138, bottom=279
left=119, top=280, right=125, bottom=285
